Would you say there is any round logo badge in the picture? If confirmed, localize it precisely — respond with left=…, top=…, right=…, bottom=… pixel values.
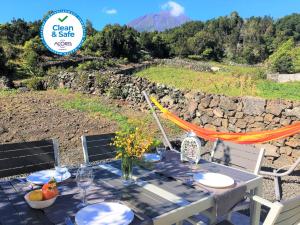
left=40, top=10, right=86, bottom=55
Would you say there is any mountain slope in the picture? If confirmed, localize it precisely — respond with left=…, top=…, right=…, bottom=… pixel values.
left=128, top=11, right=190, bottom=32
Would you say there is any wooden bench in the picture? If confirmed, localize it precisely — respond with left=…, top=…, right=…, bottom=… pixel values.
left=0, top=139, right=59, bottom=178
left=81, top=133, right=116, bottom=164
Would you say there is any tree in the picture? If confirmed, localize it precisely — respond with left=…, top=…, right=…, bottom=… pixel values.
left=86, top=19, right=96, bottom=36
left=187, top=31, right=223, bottom=60
left=275, top=13, right=300, bottom=44
left=0, top=18, right=40, bottom=45
left=140, top=32, right=169, bottom=58
left=0, top=46, right=8, bottom=75
left=22, top=36, right=45, bottom=76
left=83, top=24, right=141, bottom=62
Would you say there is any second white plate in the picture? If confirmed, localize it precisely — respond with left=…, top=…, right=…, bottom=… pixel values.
left=27, top=169, right=71, bottom=185
left=193, top=172, right=235, bottom=188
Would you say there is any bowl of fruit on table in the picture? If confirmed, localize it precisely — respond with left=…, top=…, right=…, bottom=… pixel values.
left=25, top=178, right=59, bottom=209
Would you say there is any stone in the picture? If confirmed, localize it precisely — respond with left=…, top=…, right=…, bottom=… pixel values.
left=264, top=114, right=274, bottom=122
left=235, top=112, right=244, bottom=119
left=0, top=126, right=7, bottom=135
left=187, top=101, right=198, bottom=118
left=292, top=149, right=300, bottom=158
left=280, top=118, right=291, bottom=126
left=211, top=66, right=220, bottom=72
left=266, top=100, right=286, bottom=116
left=185, top=91, right=196, bottom=100
left=219, top=96, right=237, bottom=111
left=221, top=119, right=229, bottom=128
left=195, top=111, right=202, bottom=117
left=0, top=76, right=13, bottom=89
left=254, top=116, right=264, bottom=122
left=213, top=108, right=224, bottom=118
left=251, top=122, right=265, bottom=129
left=206, top=109, right=214, bottom=117
left=212, top=118, right=222, bottom=126
left=279, top=146, right=293, bottom=156
left=243, top=97, right=266, bottom=115
left=236, top=102, right=243, bottom=111
left=161, top=95, right=175, bottom=107
left=229, top=117, right=237, bottom=124
left=200, top=114, right=212, bottom=124
left=209, top=97, right=220, bottom=107
left=260, top=144, right=279, bottom=158
left=235, top=119, right=247, bottom=129
left=200, top=96, right=212, bottom=108
left=285, top=139, right=300, bottom=148
left=192, top=117, right=201, bottom=125
left=285, top=107, right=300, bottom=119
left=204, top=124, right=217, bottom=130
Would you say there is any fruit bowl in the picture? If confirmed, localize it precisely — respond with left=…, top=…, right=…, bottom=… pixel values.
left=24, top=190, right=57, bottom=209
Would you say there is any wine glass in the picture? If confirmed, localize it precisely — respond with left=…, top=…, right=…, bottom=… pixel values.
left=76, top=165, right=94, bottom=208
left=55, top=165, right=68, bottom=182
left=156, top=147, right=166, bottom=160
left=186, top=150, right=197, bottom=185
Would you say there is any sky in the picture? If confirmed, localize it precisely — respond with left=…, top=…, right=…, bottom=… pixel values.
left=0, top=0, right=300, bottom=30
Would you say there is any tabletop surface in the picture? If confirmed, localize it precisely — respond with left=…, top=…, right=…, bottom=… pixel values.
left=0, top=151, right=260, bottom=225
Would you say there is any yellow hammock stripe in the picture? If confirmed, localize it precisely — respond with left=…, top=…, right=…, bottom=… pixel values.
left=150, top=96, right=300, bottom=144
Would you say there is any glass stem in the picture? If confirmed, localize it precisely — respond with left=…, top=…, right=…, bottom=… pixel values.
left=82, top=188, right=86, bottom=205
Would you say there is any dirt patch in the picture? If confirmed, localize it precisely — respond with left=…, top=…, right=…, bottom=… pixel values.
left=0, top=90, right=118, bottom=165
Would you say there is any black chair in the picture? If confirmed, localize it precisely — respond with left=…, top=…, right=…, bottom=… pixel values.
left=81, top=133, right=116, bottom=164
left=0, top=139, right=59, bottom=178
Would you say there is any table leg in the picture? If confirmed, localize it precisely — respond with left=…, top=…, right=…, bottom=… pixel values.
left=250, top=183, right=263, bottom=225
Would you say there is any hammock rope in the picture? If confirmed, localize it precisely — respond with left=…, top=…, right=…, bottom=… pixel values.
left=150, top=97, right=300, bottom=144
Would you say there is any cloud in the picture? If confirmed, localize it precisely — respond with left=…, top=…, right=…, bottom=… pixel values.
left=162, top=1, right=185, bottom=17
left=103, top=8, right=117, bottom=15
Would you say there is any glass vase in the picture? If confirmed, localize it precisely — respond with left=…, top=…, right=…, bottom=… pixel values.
left=121, top=156, right=133, bottom=185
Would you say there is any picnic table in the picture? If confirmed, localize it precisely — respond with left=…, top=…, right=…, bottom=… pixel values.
left=0, top=151, right=263, bottom=225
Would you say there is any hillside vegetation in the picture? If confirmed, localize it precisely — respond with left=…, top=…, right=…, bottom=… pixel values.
left=1, top=13, right=300, bottom=78
left=136, top=65, right=300, bottom=100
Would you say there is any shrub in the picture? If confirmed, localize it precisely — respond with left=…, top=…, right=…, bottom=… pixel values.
left=76, top=60, right=105, bottom=71
left=107, top=86, right=122, bottom=99
left=95, top=73, right=109, bottom=89
left=271, top=54, right=294, bottom=73
left=187, top=55, right=202, bottom=61
left=267, top=38, right=298, bottom=73
left=22, top=77, right=45, bottom=90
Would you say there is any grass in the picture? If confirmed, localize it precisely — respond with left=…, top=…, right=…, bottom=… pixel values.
left=0, top=89, right=19, bottom=97
left=135, top=65, right=300, bottom=100
left=61, top=93, right=133, bottom=131
left=257, top=81, right=300, bottom=101
left=57, top=90, right=182, bottom=137
left=136, top=65, right=261, bottom=96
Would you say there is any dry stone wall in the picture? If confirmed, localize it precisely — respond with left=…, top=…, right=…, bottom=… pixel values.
left=48, top=70, right=300, bottom=160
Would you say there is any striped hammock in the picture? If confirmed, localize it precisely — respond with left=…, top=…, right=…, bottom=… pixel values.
left=150, top=97, right=300, bottom=144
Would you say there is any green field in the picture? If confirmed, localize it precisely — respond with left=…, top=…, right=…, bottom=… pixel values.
left=135, top=65, right=300, bottom=101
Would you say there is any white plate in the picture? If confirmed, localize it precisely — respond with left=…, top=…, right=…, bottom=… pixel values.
left=193, top=172, right=235, bottom=188
left=75, top=202, right=134, bottom=225
left=143, top=153, right=161, bottom=162
left=27, top=169, right=71, bottom=185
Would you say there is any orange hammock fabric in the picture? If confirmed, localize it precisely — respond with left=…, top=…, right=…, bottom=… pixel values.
left=150, top=97, right=300, bottom=144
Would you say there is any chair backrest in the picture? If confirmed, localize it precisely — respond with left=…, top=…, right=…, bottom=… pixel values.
left=210, top=139, right=265, bottom=174
left=273, top=196, right=300, bottom=225
left=257, top=195, right=300, bottom=225
left=0, top=139, right=59, bottom=178
left=81, top=133, right=116, bottom=164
